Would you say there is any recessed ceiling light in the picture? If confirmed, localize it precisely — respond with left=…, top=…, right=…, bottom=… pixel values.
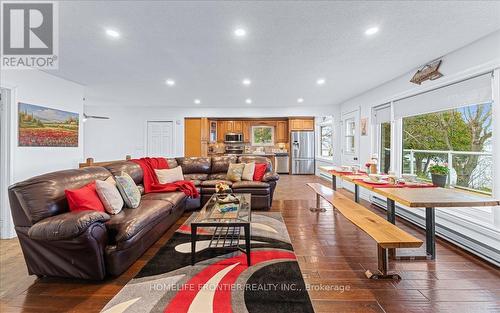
left=297, top=98, right=304, bottom=103
left=234, top=28, right=247, bottom=37
left=245, top=98, right=252, bottom=104
left=316, top=78, right=326, bottom=85
left=365, top=26, right=379, bottom=36
left=165, top=79, right=175, bottom=86
left=242, top=79, right=251, bottom=86
left=105, top=29, right=120, bottom=38
left=194, top=99, right=201, bottom=104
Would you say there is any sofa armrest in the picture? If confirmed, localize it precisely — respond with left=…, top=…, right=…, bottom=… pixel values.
left=28, top=211, right=110, bottom=241
left=262, top=172, right=280, bottom=182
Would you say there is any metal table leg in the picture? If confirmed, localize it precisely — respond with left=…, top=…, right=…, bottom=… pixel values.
left=244, top=224, right=251, bottom=266
left=366, top=245, right=401, bottom=280
left=386, top=199, right=396, bottom=258
left=426, top=207, right=436, bottom=260
left=354, top=184, right=360, bottom=203
left=191, top=225, right=197, bottom=266
left=386, top=199, right=396, bottom=224
left=310, top=194, right=326, bottom=212
left=332, top=175, right=337, bottom=191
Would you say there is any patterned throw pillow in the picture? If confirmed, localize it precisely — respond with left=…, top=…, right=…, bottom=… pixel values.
left=115, top=172, right=141, bottom=208
left=241, top=162, right=256, bottom=181
left=95, top=179, right=124, bottom=214
left=226, top=163, right=245, bottom=182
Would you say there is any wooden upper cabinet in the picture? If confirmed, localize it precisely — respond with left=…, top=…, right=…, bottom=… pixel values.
left=289, top=118, right=314, bottom=131
left=242, top=121, right=251, bottom=142
left=302, top=119, right=314, bottom=130
left=233, top=120, right=243, bottom=133
left=276, top=121, right=288, bottom=143
left=217, top=121, right=225, bottom=142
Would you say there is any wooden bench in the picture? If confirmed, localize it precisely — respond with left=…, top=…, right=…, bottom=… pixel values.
left=306, top=183, right=423, bottom=280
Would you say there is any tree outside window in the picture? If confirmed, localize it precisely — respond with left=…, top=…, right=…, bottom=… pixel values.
left=320, top=125, right=333, bottom=157
left=402, top=102, right=492, bottom=194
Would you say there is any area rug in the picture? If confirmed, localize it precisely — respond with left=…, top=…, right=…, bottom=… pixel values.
left=101, top=212, right=314, bottom=313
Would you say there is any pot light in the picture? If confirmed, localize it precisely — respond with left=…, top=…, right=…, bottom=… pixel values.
left=234, top=28, right=247, bottom=37
left=194, top=99, right=201, bottom=104
left=165, top=79, right=175, bottom=86
left=297, top=98, right=304, bottom=103
left=242, top=79, right=251, bottom=86
left=105, top=29, right=120, bottom=38
left=316, top=78, right=326, bottom=85
left=245, top=98, right=252, bottom=104
left=365, top=26, right=379, bottom=36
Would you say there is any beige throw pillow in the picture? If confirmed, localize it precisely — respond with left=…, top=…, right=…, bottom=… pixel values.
left=226, top=163, right=245, bottom=182
left=95, top=179, right=124, bottom=214
left=155, top=166, right=184, bottom=184
left=242, top=162, right=256, bottom=181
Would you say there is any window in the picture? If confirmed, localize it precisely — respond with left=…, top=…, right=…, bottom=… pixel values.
left=251, top=126, right=274, bottom=146
left=320, top=124, right=333, bottom=157
left=380, top=122, right=391, bottom=174
left=344, top=118, right=355, bottom=154
left=402, top=102, right=493, bottom=194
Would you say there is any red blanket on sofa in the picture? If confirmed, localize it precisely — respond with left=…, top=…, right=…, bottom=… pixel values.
left=131, top=157, right=199, bottom=198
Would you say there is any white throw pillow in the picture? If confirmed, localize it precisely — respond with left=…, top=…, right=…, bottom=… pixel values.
left=242, top=162, right=256, bottom=181
left=155, top=166, right=184, bottom=184
left=95, top=179, right=124, bottom=214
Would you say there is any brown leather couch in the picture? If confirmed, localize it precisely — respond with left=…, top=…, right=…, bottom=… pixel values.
left=8, top=156, right=278, bottom=280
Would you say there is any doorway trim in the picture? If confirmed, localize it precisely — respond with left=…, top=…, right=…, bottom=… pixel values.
left=1, top=86, right=16, bottom=238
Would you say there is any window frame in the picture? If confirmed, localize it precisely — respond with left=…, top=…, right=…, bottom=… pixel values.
left=316, top=116, right=334, bottom=161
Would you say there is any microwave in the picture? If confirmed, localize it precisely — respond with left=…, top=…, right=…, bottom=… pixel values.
left=225, top=133, right=243, bottom=143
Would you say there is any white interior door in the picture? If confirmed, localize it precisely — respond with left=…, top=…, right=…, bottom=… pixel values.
left=147, top=121, right=174, bottom=157
left=341, top=109, right=360, bottom=166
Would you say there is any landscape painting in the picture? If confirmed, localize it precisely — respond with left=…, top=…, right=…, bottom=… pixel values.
left=18, top=102, right=79, bottom=147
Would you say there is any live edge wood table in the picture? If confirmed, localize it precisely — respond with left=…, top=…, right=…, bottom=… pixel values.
left=319, top=166, right=500, bottom=260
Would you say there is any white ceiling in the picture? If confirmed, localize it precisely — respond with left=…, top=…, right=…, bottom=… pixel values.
left=50, top=1, right=500, bottom=107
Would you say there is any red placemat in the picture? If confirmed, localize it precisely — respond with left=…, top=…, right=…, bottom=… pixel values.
left=353, top=179, right=436, bottom=188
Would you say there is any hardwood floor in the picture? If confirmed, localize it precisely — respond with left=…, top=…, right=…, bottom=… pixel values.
left=1, top=174, right=499, bottom=312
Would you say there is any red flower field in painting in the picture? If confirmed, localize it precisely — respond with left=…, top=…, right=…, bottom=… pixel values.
left=19, top=128, right=78, bottom=147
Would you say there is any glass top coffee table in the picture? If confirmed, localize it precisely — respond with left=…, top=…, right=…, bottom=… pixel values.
left=190, top=193, right=252, bottom=266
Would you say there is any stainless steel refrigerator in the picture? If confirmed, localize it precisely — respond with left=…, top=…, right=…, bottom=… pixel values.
left=291, top=131, right=315, bottom=174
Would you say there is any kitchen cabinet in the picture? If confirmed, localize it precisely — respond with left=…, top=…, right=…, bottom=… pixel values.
left=289, top=118, right=314, bottom=131
left=233, top=120, right=243, bottom=133
left=276, top=121, right=288, bottom=143
left=242, top=121, right=251, bottom=142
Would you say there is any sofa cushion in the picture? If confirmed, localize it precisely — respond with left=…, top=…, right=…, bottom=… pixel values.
left=211, top=156, right=237, bottom=173
left=141, top=192, right=186, bottom=207
left=105, top=199, right=173, bottom=243
left=201, top=180, right=233, bottom=187
left=183, top=173, right=209, bottom=181
left=8, top=167, right=111, bottom=224
left=208, top=173, right=228, bottom=180
left=95, top=180, right=124, bottom=214
left=226, top=163, right=245, bottom=182
left=65, top=182, right=105, bottom=213
left=186, top=179, right=202, bottom=187
left=28, top=211, right=110, bottom=241
left=105, top=161, right=143, bottom=185
left=230, top=186, right=270, bottom=195
left=231, top=181, right=270, bottom=189
left=115, top=173, right=141, bottom=209
left=176, top=157, right=211, bottom=174
left=155, top=167, right=184, bottom=184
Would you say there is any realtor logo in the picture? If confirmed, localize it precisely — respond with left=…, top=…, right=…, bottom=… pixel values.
left=1, top=1, right=58, bottom=69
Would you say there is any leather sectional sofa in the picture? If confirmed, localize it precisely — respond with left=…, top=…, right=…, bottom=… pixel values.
left=8, top=156, right=279, bottom=280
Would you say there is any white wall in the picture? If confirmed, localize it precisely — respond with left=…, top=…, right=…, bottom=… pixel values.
left=83, top=104, right=336, bottom=161
left=1, top=69, right=85, bottom=238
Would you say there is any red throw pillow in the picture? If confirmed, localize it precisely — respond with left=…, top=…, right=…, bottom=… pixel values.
left=65, top=182, right=105, bottom=212
left=253, top=163, right=267, bottom=181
